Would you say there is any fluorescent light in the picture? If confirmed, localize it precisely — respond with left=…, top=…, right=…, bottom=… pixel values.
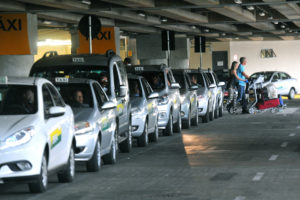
left=37, top=39, right=71, bottom=46
left=273, top=21, right=279, bottom=24
left=81, top=0, right=91, bottom=5
left=259, top=12, right=265, bottom=17
left=204, top=29, right=209, bottom=32
left=221, top=33, right=226, bottom=36
left=234, top=0, right=242, bottom=4
left=137, top=11, right=146, bottom=17
left=280, top=24, right=285, bottom=29
left=247, top=6, right=254, bottom=10
left=160, top=17, right=168, bottom=22
left=191, top=25, right=196, bottom=29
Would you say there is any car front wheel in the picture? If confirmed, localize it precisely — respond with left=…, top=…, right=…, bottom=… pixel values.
left=57, top=145, right=75, bottom=183
left=288, top=88, right=295, bottom=100
left=29, top=154, right=48, bottom=193
left=86, top=139, right=101, bottom=172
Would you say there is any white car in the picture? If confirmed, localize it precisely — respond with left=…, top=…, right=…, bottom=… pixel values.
left=250, top=71, right=300, bottom=99
left=52, top=78, right=117, bottom=171
left=0, top=77, right=75, bottom=193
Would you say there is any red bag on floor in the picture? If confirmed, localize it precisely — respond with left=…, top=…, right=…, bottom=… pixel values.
left=257, top=98, right=280, bottom=110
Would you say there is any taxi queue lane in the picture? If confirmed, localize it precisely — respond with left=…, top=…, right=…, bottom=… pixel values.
left=0, top=99, right=300, bottom=200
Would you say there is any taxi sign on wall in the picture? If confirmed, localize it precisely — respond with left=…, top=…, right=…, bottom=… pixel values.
left=77, top=27, right=117, bottom=54
left=0, top=13, right=31, bottom=55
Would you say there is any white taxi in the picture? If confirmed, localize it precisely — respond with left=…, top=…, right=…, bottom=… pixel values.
left=0, top=77, right=75, bottom=193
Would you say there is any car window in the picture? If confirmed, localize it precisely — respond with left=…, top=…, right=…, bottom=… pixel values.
left=42, top=85, right=54, bottom=115
left=173, top=73, right=186, bottom=89
left=203, top=73, right=212, bottom=85
left=206, top=72, right=215, bottom=84
left=0, top=85, right=38, bottom=115
left=141, top=78, right=153, bottom=97
left=272, top=73, right=279, bottom=82
left=113, top=64, right=121, bottom=96
left=280, top=73, right=290, bottom=80
left=185, top=73, right=192, bottom=88
left=47, top=84, right=65, bottom=107
left=129, top=78, right=142, bottom=97
left=213, top=73, right=219, bottom=84
left=138, top=72, right=165, bottom=91
left=117, top=61, right=126, bottom=86
left=93, top=83, right=107, bottom=107
left=55, top=84, right=93, bottom=108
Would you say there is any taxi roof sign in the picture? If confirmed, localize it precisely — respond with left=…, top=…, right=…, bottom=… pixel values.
left=0, top=76, right=8, bottom=84
left=55, top=77, right=69, bottom=83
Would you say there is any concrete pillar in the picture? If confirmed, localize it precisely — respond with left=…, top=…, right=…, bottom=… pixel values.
left=127, top=37, right=139, bottom=65
left=136, top=34, right=190, bottom=69
left=0, top=13, right=37, bottom=76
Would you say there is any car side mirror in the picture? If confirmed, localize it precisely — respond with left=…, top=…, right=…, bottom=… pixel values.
left=148, top=92, right=159, bottom=99
left=101, top=101, right=116, bottom=110
left=119, top=85, right=127, bottom=97
left=47, top=106, right=65, bottom=118
left=209, top=84, right=217, bottom=88
left=218, top=81, right=225, bottom=87
left=171, top=83, right=180, bottom=89
left=190, top=85, right=198, bottom=91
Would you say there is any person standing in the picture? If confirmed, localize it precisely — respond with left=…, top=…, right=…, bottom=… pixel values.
left=237, top=57, right=250, bottom=113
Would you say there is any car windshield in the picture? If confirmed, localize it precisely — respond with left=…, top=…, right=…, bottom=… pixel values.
left=251, top=72, right=273, bottom=81
left=54, top=83, right=93, bottom=108
left=31, top=65, right=110, bottom=95
left=136, top=72, right=165, bottom=91
left=0, top=85, right=37, bottom=115
left=205, top=72, right=215, bottom=84
left=129, top=79, right=142, bottom=98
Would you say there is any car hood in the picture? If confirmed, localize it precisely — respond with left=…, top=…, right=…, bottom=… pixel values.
left=0, top=115, right=39, bottom=140
left=130, top=97, right=144, bottom=109
left=72, top=108, right=95, bottom=123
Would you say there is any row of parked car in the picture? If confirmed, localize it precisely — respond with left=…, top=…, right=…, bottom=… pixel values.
left=0, top=50, right=226, bottom=193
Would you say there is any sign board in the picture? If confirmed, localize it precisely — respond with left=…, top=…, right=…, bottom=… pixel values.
left=77, top=27, right=117, bottom=54
left=0, top=13, right=31, bottom=55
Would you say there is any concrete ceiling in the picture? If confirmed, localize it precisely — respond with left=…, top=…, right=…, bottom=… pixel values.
left=2, top=0, right=300, bottom=41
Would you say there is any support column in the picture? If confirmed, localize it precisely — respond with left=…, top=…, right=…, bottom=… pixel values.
left=136, top=34, right=190, bottom=68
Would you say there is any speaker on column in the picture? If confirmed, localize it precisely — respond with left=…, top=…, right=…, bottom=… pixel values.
left=169, top=31, right=175, bottom=50
left=194, top=36, right=200, bottom=53
left=161, top=30, right=168, bottom=51
left=201, top=36, right=206, bottom=53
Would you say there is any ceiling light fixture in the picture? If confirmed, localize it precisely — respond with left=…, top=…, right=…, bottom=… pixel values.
left=191, top=25, right=196, bottom=29
left=204, top=29, right=209, bottom=32
left=160, top=17, right=168, bottom=22
left=221, top=33, right=226, bottom=36
left=81, top=0, right=91, bottom=5
left=234, top=0, right=242, bottom=4
left=247, top=6, right=254, bottom=10
left=235, top=37, right=239, bottom=40
left=280, top=24, right=286, bottom=29
left=259, top=12, right=265, bottom=17
left=137, top=11, right=146, bottom=17
left=273, top=21, right=279, bottom=24
left=289, top=30, right=293, bottom=33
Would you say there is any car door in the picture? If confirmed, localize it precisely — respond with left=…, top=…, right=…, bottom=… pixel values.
left=270, top=72, right=283, bottom=95
left=279, top=72, right=291, bottom=95
left=43, top=84, right=70, bottom=170
left=185, top=73, right=197, bottom=115
left=112, top=63, right=127, bottom=134
left=167, top=70, right=180, bottom=121
left=141, top=78, right=157, bottom=132
left=92, top=82, right=113, bottom=151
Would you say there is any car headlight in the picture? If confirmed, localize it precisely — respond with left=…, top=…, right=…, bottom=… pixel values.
left=0, top=127, right=35, bottom=150
left=132, top=107, right=143, bottom=115
left=75, top=122, right=94, bottom=135
left=158, top=96, right=169, bottom=105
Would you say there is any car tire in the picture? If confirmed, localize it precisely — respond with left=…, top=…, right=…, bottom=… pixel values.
left=86, top=139, right=101, bottom=172
left=219, top=103, right=223, bottom=117
left=57, top=145, right=75, bottom=183
left=29, top=154, right=48, bottom=193
left=163, top=112, right=173, bottom=136
left=209, top=106, right=214, bottom=121
left=182, top=109, right=191, bottom=129
left=149, top=121, right=159, bottom=142
left=202, top=104, right=209, bottom=123
left=174, top=110, right=182, bottom=133
left=288, top=88, right=295, bottom=100
left=119, top=120, right=132, bottom=153
left=103, top=130, right=117, bottom=164
left=214, top=103, right=219, bottom=119
left=191, top=106, right=199, bottom=126
left=138, top=121, right=149, bottom=147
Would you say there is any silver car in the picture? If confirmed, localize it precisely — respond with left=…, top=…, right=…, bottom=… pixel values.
left=187, top=70, right=214, bottom=123
left=128, top=74, right=159, bottom=147
left=173, top=69, right=199, bottom=128
left=250, top=71, right=300, bottom=99
left=204, top=70, right=225, bottom=119
left=52, top=78, right=117, bottom=172
left=127, top=64, right=181, bottom=136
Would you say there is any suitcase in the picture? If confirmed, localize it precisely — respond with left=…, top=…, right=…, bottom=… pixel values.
left=257, top=98, right=280, bottom=110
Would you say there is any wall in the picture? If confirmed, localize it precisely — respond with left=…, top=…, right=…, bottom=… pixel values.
left=229, top=40, right=300, bottom=88
left=189, top=41, right=230, bottom=70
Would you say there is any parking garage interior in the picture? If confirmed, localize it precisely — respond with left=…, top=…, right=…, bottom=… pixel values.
left=1, top=0, right=300, bottom=199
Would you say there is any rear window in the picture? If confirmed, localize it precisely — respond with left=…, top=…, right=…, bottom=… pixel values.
left=54, top=83, right=93, bottom=108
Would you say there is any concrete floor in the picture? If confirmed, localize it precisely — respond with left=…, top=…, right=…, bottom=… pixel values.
left=1, top=100, right=300, bottom=200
